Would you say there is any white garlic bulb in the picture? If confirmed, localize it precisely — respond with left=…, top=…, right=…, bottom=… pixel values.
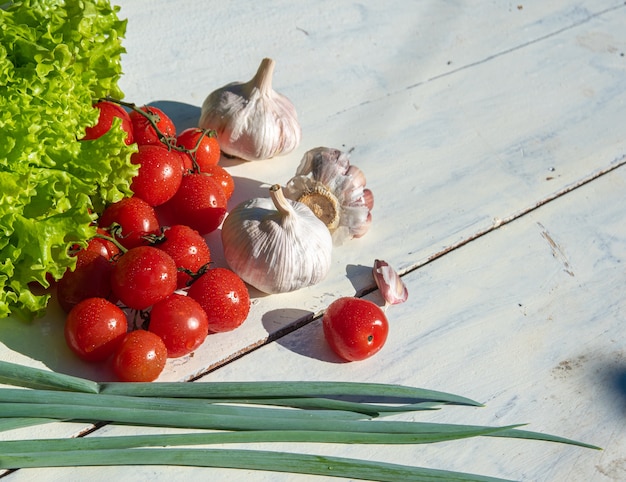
left=284, top=147, right=374, bottom=246
left=198, top=58, right=301, bottom=161
left=221, top=184, right=333, bottom=294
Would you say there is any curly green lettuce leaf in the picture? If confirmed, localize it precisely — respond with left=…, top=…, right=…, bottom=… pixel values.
left=0, top=0, right=137, bottom=320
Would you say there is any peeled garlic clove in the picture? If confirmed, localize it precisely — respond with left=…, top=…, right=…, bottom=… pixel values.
left=221, top=184, right=332, bottom=294
left=373, top=259, right=408, bottom=306
left=198, top=58, right=301, bottom=161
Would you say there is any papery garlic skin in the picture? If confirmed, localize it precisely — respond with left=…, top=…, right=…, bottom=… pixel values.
left=221, top=185, right=333, bottom=294
left=373, top=259, right=408, bottom=306
left=199, top=58, right=301, bottom=161
left=284, top=147, right=373, bottom=245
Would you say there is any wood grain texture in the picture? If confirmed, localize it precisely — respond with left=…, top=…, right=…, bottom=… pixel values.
left=11, top=151, right=624, bottom=482
left=1, top=1, right=625, bottom=480
left=6, top=136, right=625, bottom=482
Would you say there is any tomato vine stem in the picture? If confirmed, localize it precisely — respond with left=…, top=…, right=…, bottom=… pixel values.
left=99, top=96, right=217, bottom=174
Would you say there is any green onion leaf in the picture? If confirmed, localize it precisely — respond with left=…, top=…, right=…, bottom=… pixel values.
left=0, top=447, right=514, bottom=482
left=0, top=425, right=522, bottom=454
left=99, top=380, right=483, bottom=407
left=0, top=361, right=99, bottom=393
left=0, top=402, right=519, bottom=435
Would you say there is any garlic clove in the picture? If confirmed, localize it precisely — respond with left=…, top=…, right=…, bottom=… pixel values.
left=221, top=184, right=333, bottom=294
left=199, top=58, right=301, bottom=161
left=362, top=188, right=374, bottom=211
left=284, top=147, right=373, bottom=245
left=296, top=147, right=351, bottom=185
left=373, top=259, right=408, bottom=306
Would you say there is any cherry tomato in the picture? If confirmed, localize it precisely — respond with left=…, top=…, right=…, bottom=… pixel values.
left=82, top=101, right=134, bottom=145
left=129, top=105, right=176, bottom=146
left=98, top=197, right=160, bottom=249
left=111, top=246, right=177, bottom=310
left=187, top=267, right=250, bottom=333
left=323, top=297, right=389, bottom=361
left=176, top=128, right=220, bottom=171
left=130, top=144, right=183, bottom=206
left=201, top=163, right=234, bottom=200
left=85, top=228, right=121, bottom=260
left=156, top=225, right=211, bottom=289
left=64, top=297, right=128, bottom=362
left=112, top=330, right=167, bottom=382
left=160, top=174, right=227, bottom=235
left=57, top=250, right=114, bottom=313
left=148, top=294, right=209, bottom=358
left=176, top=149, right=193, bottom=174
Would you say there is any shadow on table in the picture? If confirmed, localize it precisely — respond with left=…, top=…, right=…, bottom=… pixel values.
left=588, top=356, right=626, bottom=420
left=0, top=300, right=115, bottom=382
left=258, top=264, right=383, bottom=363
left=261, top=309, right=344, bottom=363
left=346, top=263, right=381, bottom=301
left=609, top=365, right=626, bottom=416
left=148, top=100, right=201, bottom=132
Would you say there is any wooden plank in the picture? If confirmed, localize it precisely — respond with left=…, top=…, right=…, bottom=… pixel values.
left=5, top=130, right=624, bottom=482
left=1, top=1, right=625, bottom=470
left=1, top=0, right=625, bottom=381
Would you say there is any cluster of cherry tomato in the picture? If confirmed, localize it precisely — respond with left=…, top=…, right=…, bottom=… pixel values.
left=59, top=101, right=250, bottom=382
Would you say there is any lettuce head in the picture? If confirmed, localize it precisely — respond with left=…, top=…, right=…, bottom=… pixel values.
left=0, top=0, right=137, bottom=320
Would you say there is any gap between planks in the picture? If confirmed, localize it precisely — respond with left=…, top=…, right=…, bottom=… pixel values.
left=332, top=1, right=626, bottom=117
left=190, top=153, right=626, bottom=381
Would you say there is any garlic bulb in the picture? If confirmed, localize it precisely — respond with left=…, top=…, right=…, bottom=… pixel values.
left=198, top=58, right=301, bottom=161
left=221, top=184, right=332, bottom=294
left=284, top=147, right=373, bottom=245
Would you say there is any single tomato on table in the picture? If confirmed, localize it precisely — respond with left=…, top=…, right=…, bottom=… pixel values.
left=129, top=105, right=176, bottom=145
left=110, top=246, right=178, bottom=310
left=323, top=297, right=389, bottom=362
left=85, top=228, right=122, bottom=260
left=130, top=144, right=183, bottom=206
left=57, top=249, right=114, bottom=313
left=98, top=196, right=160, bottom=250
left=159, top=173, right=227, bottom=235
left=112, top=330, right=168, bottom=382
left=176, top=127, right=221, bottom=172
left=64, top=297, right=128, bottom=362
left=187, top=267, right=250, bottom=333
left=201, top=163, right=235, bottom=200
left=82, top=100, right=134, bottom=145
left=148, top=294, right=209, bottom=358
left=156, top=225, right=211, bottom=289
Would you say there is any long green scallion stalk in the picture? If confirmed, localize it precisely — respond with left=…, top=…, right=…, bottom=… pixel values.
left=0, top=360, right=600, bottom=482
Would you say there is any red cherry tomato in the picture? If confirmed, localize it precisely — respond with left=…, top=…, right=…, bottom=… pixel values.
left=129, top=105, right=176, bottom=145
left=64, top=297, right=128, bottom=362
left=82, top=101, right=134, bottom=145
left=176, top=149, right=193, bottom=174
left=85, top=228, right=121, bottom=260
left=187, top=267, right=250, bottom=333
left=160, top=173, right=227, bottom=235
left=176, top=128, right=220, bottom=171
left=148, top=294, right=209, bottom=358
left=57, top=250, right=114, bottom=313
left=323, top=297, right=389, bottom=361
left=130, top=144, right=184, bottom=206
left=112, top=330, right=167, bottom=382
left=110, top=246, right=177, bottom=310
left=201, top=163, right=234, bottom=200
left=156, top=225, right=211, bottom=289
left=98, top=197, right=160, bottom=249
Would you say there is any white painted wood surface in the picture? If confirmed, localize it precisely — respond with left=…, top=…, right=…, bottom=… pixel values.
left=1, top=0, right=626, bottom=480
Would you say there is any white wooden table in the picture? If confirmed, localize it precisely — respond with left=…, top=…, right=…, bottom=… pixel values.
left=2, top=1, right=626, bottom=480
